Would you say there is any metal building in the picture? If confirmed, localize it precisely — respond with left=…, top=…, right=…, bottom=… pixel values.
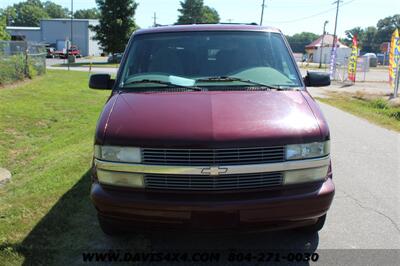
left=6, top=19, right=102, bottom=56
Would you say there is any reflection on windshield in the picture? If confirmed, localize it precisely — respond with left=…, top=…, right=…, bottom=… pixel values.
left=120, top=31, right=301, bottom=88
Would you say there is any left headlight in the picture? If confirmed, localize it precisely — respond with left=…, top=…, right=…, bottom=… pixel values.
left=94, top=145, right=142, bottom=163
left=286, top=141, right=330, bottom=160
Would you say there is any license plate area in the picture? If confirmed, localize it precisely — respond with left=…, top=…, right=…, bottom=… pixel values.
left=191, top=211, right=239, bottom=228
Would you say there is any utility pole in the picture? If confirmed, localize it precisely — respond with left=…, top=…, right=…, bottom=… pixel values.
left=152, top=12, right=158, bottom=27
left=331, top=0, right=342, bottom=50
left=260, top=0, right=266, bottom=26
left=319, top=20, right=329, bottom=68
left=68, top=0, right=74, bottom=71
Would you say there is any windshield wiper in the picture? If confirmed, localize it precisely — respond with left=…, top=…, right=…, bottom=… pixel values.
left=121, top=79, right=203, bottom=91
left=196, top=76, right=281, bottom=90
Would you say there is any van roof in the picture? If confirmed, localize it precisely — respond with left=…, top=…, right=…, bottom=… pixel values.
left=135, top=24, right=281, bottom=35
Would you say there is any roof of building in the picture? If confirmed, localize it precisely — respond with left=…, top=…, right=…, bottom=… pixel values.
left=305, top=34, right=348, bottom=49
left=41, top=18, right=99, bottom=22
left=6, top=26, right=41, bottom=31
left=135, top=24, right=281, bottom=35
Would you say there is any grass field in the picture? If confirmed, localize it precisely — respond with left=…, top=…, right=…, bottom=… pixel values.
left=317, top=92, right=400, bottom=132
left=0, top=70, right=146, bottom=265
left=52, top=62, right=119, bottom=68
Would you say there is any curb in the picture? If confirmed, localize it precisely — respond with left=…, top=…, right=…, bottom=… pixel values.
left=0, top=168, right=11, bottom=185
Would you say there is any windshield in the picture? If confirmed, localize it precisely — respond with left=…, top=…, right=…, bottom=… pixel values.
left=119, top=31, right=302, bottom=89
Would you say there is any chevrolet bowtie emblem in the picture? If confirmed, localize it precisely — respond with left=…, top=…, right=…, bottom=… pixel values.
left=201, top=166, right=228, bottom=176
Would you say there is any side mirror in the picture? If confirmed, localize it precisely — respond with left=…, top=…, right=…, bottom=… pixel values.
left=304, top=71, right=331, bottom=87
left=89, top=74, right=115, bottom=90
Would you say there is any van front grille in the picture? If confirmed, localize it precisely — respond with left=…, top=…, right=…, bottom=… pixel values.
left=144, top=172, right=283, bottom=191
left=142, top=146, right=285, bottom=166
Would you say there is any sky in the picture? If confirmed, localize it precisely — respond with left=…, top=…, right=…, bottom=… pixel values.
left=0, top=0, right=398, bottom=37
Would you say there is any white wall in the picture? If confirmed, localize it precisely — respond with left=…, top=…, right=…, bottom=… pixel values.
left=313, top=47, right=352, bottom=65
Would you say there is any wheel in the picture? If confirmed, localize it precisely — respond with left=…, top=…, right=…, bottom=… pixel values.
left=97, top=214, right=126, bottom=236
left=298, top=214, right=326, bottom=233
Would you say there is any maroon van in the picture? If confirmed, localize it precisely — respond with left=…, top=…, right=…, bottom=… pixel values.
left=89, top=24, right=334, bottom=235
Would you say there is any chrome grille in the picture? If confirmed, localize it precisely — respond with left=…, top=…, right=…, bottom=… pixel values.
left=142, top=146, right=285, bottom=166
left=144, top=172, right=283, bottom=191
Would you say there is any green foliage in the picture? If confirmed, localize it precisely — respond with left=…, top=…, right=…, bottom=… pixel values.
left=0, top=53, right=44, bottom=85
left=177, top=0, right=220, bottom=24
left=92, top=0, right=138, bottom=54
left=43, top=1, right=69, bottom=18
left=9, top=0, right=49, bottom=27
left=74, top=8, right=100, bottom=19
left=342, top=14, right=399, bottom=53
left=0, top=13, right=10, bottom=40
left=202, top=6, right=220, bottom=24
left=286, top=32, right=319, bottom=53
left=376, top=14, right=400, bottom=43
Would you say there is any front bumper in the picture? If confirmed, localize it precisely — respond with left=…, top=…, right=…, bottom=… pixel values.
left=91, top=178, right=334, bottom=231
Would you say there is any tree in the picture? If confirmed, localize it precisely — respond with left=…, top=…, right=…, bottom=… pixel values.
left=74, top=8, right=100, bottom=19
left=286, top=32, right=319, bottom=53
left=202, top=6, right=220, bottom=24
left=376, top=14, right=400, bottom=43
left=43, top=1, right=69, bottom=18
left=177, top=0, right=204, bottom=24
left=362, top=26, right=378, bottom=53
left=176, top=0, right=220, bottom=24
left=344, top=27, right=364, bottom=47
left=0, top=10, right=10, bottom=40
left=92, top=0, right=138, bottom=55
left=6, top=0, right=49, bottom=27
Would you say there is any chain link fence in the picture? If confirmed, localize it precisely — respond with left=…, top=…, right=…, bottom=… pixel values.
left=0, top=41, right=46, bottom=86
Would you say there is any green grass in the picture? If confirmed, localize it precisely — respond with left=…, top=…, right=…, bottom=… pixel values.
left=0, top=70, right=147, bottom=265
left=317, top=93, right=400, bottom=132
left=52, top=62, right=119, bottom=68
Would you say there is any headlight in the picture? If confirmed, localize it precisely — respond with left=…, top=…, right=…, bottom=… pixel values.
left=286, top=141, right=329, bottom=160
left=284, top=166, right=328, bottom=184
left=97, top=169, right=144, bottom=187
left=94, top=145, right=142, bottom=163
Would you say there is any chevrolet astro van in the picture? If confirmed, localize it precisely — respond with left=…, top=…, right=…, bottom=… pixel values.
left=89, top=24, right=334, bottom=235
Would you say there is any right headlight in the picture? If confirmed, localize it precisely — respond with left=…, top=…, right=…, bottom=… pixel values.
left=286, top=141, right=330, bottom=160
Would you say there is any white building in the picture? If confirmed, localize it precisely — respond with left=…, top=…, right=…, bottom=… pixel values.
left=305, top=34, right=351, bottom=65
left=6, top=19, right=102, bottom=56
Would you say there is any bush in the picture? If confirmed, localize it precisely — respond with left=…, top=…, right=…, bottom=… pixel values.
left=369, top=99, right=388, bottom=110
left=0, top=53, right=44, bottom=86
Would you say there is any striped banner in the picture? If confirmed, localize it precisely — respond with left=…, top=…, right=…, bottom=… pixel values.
left=389, top=29, right=399, bottom=89
left=347, top=35, right=358, bottom=82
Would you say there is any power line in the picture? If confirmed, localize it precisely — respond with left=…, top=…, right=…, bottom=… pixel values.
left=265, top=0, right=355, bottom=24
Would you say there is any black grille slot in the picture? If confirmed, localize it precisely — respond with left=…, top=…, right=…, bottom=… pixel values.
left=145, top=172, right=283, bottom=191
left=142, top=146, right=285, bottom=166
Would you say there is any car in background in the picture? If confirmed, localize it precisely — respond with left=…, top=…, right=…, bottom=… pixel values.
left=46, top=47, right=55, bottom=58
left=54, top=45, right=81, bottom=59
left=107, top=53, right=123, bottom=64
left=89, top=24, right=335, bottom=235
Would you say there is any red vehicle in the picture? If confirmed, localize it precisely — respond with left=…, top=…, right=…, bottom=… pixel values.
left=88, top=24, right=334, bottom=235
left=54, top=45, right=81, bottom=59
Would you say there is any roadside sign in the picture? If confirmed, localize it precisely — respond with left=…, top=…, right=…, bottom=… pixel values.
left=389, top=29, right=399, bottom=96
left=347, top=35, right=358, bottom=82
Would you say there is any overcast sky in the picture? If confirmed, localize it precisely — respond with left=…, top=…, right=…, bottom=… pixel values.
left=1, top=0, right=398, bottom=36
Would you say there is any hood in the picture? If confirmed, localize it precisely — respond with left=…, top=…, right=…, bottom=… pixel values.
left=97, top=91, right=326, bottom=148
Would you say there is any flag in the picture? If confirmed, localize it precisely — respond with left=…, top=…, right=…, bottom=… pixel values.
left=389, top=29, right=400, bottom=89
left=347, top=35, right=358, bottom=82
left=329, top=45, right=338, bottom=80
